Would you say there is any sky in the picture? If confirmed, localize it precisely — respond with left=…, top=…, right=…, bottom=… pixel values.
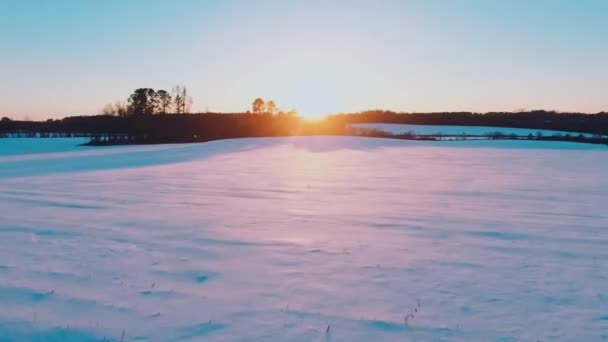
left=0, top=0, right=607, bottom=119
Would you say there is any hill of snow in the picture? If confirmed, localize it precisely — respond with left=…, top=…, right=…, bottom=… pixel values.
left=1, top=137, right=607, bottom=341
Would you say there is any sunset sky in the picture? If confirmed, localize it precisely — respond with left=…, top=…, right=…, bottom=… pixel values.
left=1, top=0, right=606, bottom=119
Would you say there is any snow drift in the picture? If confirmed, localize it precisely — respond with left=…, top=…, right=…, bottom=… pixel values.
left=0, top=137, right=607, bottom=341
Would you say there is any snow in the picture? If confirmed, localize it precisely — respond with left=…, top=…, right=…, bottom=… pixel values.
left=0, top=138, right=91, bottom=156
left=349, top=123, right=597, bottom=137
left=1, top=137, right=607, bottom=341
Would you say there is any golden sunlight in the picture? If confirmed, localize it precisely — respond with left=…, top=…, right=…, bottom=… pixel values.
left=286, top=79, right=342, bottom=119
left=279, top=60, right=354, bottom=119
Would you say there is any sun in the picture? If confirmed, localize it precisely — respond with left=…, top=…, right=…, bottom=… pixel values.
left=296, top=92, right=341, bottom=119
left=280, top=69, right=347, bottom=120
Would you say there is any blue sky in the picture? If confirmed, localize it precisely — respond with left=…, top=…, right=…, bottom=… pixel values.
left=0, top=0, right=606, bottom=119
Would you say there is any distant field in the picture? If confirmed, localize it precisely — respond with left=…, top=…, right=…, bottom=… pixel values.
left=349, top=123, right=597, bottom=137
left=0, top=137, right=607, bottom=341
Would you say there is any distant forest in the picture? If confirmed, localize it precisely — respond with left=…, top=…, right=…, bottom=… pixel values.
left=329, top=110, right=608, bottom=136
left=1, top=87, right=607, bottom=145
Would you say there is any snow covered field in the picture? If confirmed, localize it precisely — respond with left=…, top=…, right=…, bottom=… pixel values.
left=0, top=138, right=91, bottom=156
left=349, top=123, right=596, bottom=137
left=1, top=137, right=607, bottom=341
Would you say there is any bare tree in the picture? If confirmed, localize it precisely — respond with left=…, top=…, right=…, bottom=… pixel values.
left=182, top=86, right=193, bottom=113
left=172, top=85, right=193, bottom=114
left=172, top=85, right=184, bottom=114
left=115, top=101, right=129, bottom=117
left=102, top=103, right=117, bottom=116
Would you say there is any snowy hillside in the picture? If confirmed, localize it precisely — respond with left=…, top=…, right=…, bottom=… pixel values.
left=0, top=138, right=91, bottom=156
left=1, top=137, right=607, bottom=341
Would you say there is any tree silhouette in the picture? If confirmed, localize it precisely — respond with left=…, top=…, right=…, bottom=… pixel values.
left=252, top=98, right=265, bottom=114
left=101, top=101, right=130, bottom=117
left=173, top=86, right=184, bottom=114
left=149, top=90, right=160, bottom=114
left=157, top=90, right=172, bottom=114
left=172, top=85, right=192, bottom=114
left=266, top=100, right=277, bottom=115
left=183, top=87, right=193, bottom=113
left=115, top=101, right=130, bottom=117
left=1, top=117, right=11, bottom=122
left=128, top=88, right=157, bottom=115
left=102, top=103, right=117, bottom=116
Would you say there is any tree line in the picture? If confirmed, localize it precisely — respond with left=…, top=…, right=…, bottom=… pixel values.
left=2, top=104, right=607, bottom=145
left=250, top=98, right=297, bottom=116
left=102, top=85, right=193, bottom=116
left=325, top=110, right=608, bottom=136
left=100, top=86, right=299, bottom=118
